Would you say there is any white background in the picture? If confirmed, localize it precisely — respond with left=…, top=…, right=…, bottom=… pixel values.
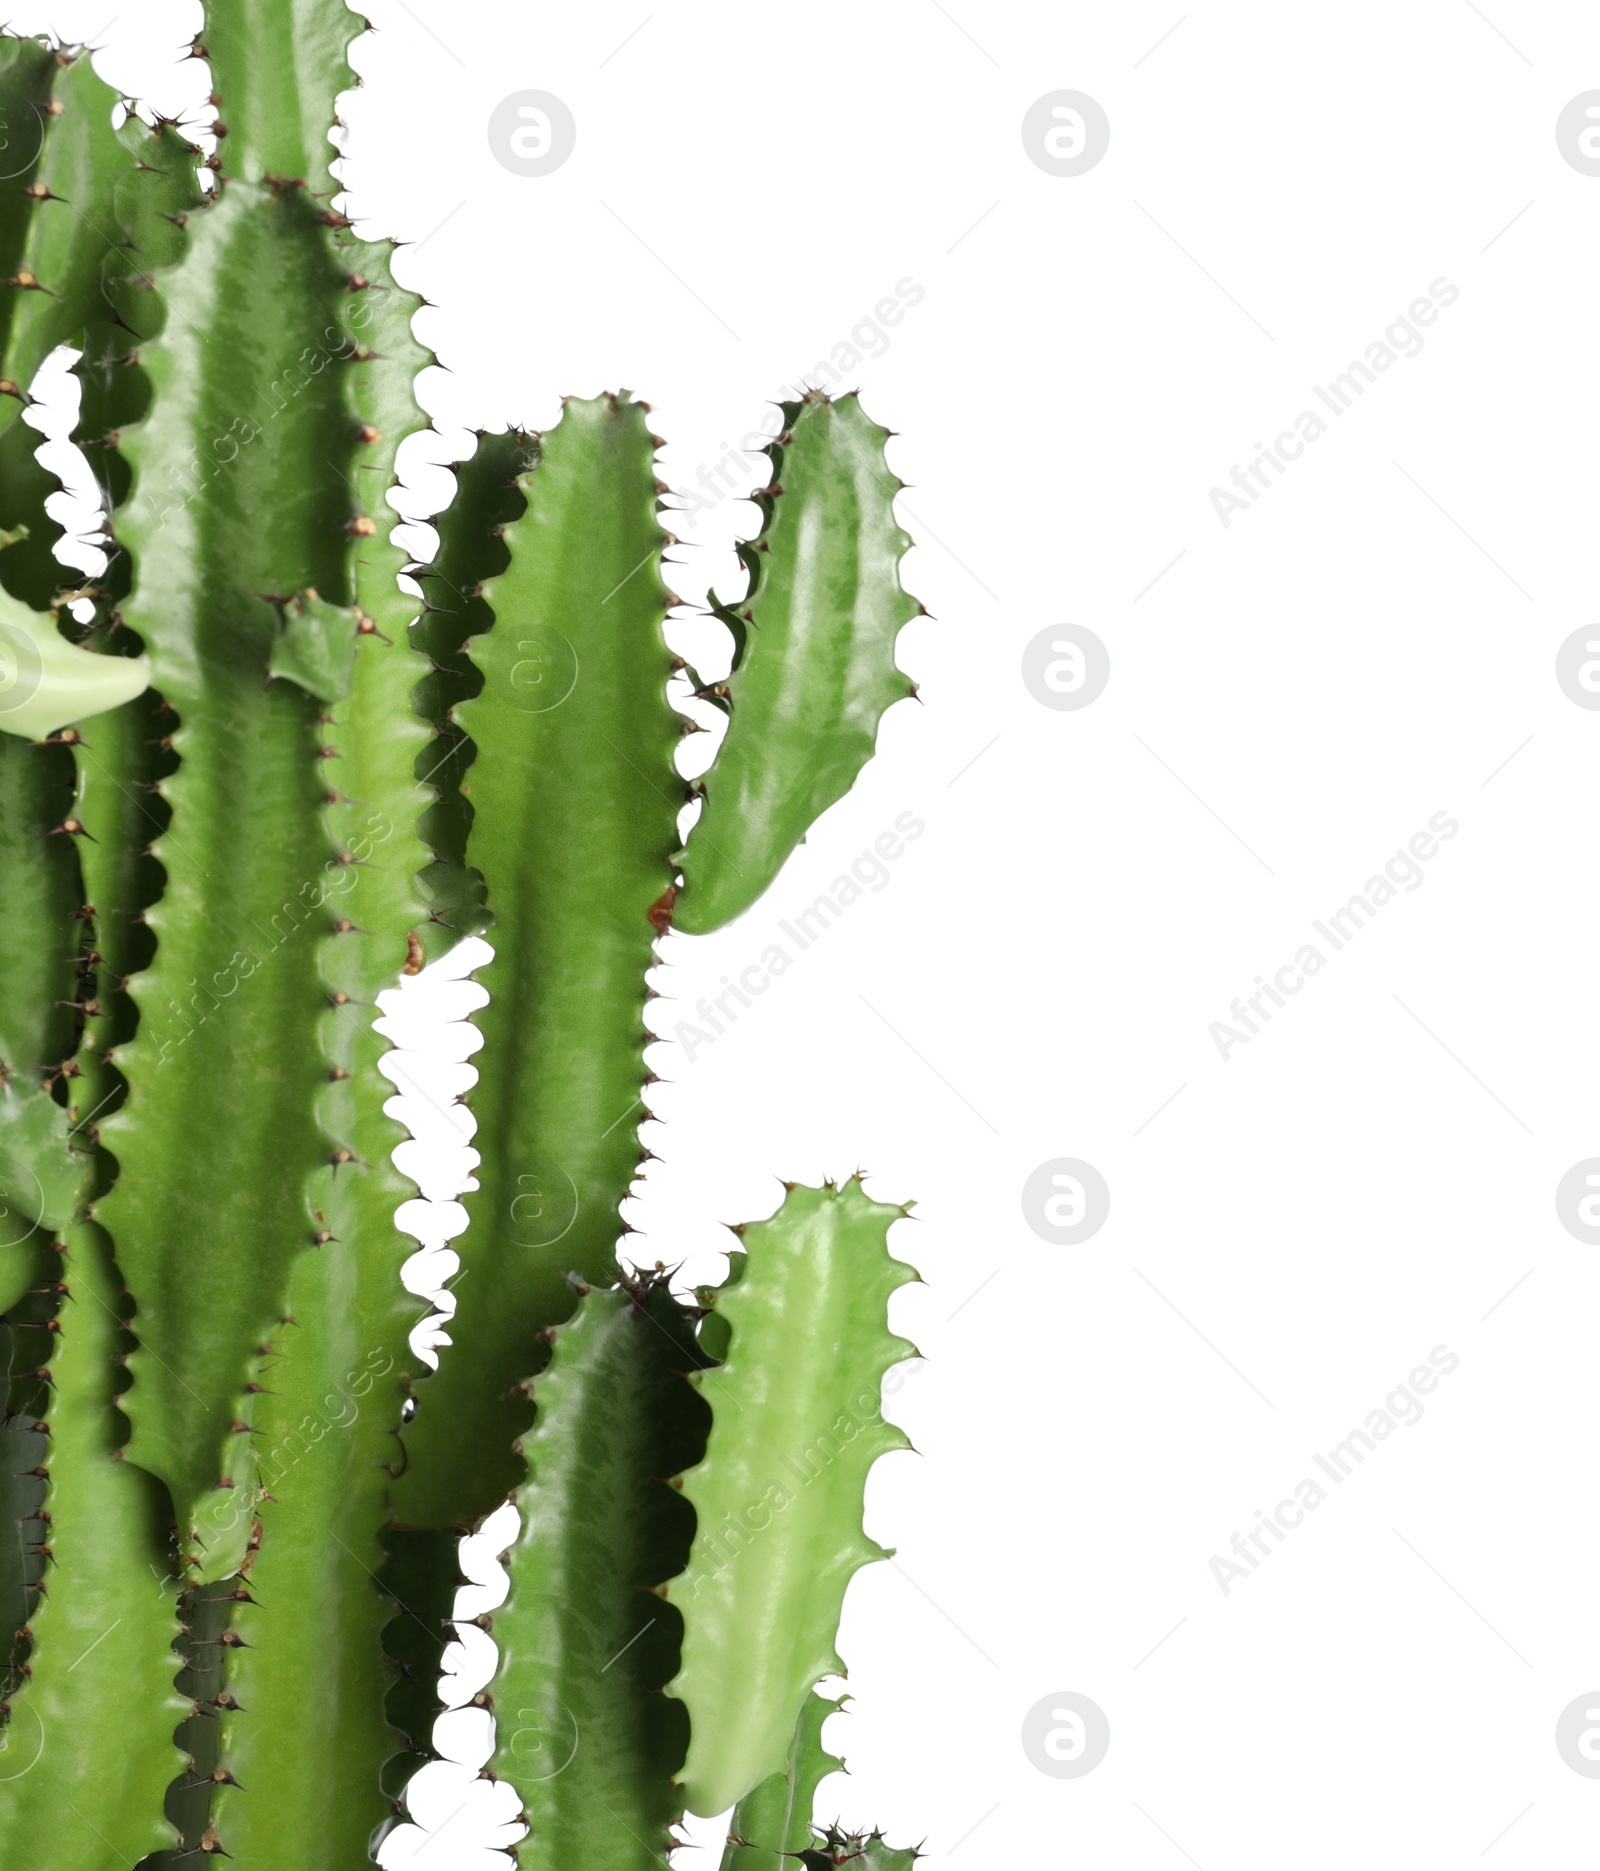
left=14, top=1, right=1600, bottom=1864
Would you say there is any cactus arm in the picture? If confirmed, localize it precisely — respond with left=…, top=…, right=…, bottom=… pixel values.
left=200, top=0, right=353, bottom=197
left=205, top=1185, right=418, bottom=1865
left=489, top=1278, right=709, bottom=1868
left=394, top=393, right=681, bottom=1529
left=97, top=174, right=380, bottom=1580
left=721, top=1689, right=845, bottom=1871
left=208, top=597, right=436, bottom=1865
left=0, top=1218, right=187, bottom=1863
left=673, top=394, right=918, bottom=934
left=181, top=7, right=442, bottom=1831
left=671, top=1177, right=917, bottom=1818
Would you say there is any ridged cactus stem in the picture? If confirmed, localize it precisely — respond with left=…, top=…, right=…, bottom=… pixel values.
left=670, top=1178, right=917, bottom=1818
left=395, top=395, right=683, bottom=1530
left=100, top=0, right=434, bottom=1595
left=96, top=162, right=368, bottom=1578
left=674, top=392, right=919, bottom=934
left=0, top=13, right=936, bottom=1863
left=487, top=1275, right=710, bottom=1867
left=88, top=3, right=443, bottom=1853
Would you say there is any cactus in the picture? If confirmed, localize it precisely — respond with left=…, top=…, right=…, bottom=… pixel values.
left=398, top=387, right=918, bottom=1532
left=673, top=395, right=920, bottom=935
left=671, top=1179, right=917, bottom=1818
left=485, top=1274, right=709, bottom=1864
left=394, top=396, right=682, bottom=1531
left=0, top=7, right=930, bottom=1866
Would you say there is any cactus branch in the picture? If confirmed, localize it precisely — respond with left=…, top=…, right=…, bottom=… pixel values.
left=395, top=393, right=682, bottom=1531
left=670, top=1177, right=917, bottom=1818
left=674, top=394, right=919, bottom=934
left=489, top=1275, right=711, bottom=1866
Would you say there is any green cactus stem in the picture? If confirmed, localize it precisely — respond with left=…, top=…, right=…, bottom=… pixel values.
left=100, top=2, right=442, bottom=1850
left=487, top=1274, right=711, bottom=1867
left=94, top=169, right=355, bottom=1581
left=673, top=394, right=919, bottom=935
left=99, top=31, right=433, bottom=1578
left=395, top=394, right=682, bottom=1531
left=721, top=1689, right=845, bottom=1870
left=0, top=13, right=940, bottom=1863
left=204, top=602, right=436, bottom=1863
left=669, top=1177, right=917, bottom=1819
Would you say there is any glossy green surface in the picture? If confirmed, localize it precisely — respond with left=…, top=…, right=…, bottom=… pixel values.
left=100, top=174, right=381, bottom=1578
left=184, top=3, right=439, bottom=1838
left=490, top=1279, right=708, bottom=1866
left=671, top=1179, right=916, bottom=1817
left=202, top=0, right=353, bottom=196
left=722, top=1690, right=844, bottom=1870
left=396, top=394, right=681, bottom=1529
left=208, top=1183, right=417, bottom=1861
left=212, top=601, right=433, bottom=1861
left=675, top=395, right=918, bottom=934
